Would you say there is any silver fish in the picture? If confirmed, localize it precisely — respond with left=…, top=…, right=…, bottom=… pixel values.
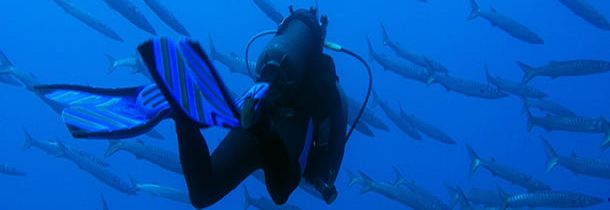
left=52, top=0, right=123, bottom=42
left=105, top=140, right=182, bottom=175
left=468, top=0, right=544, bottom=44
left=559, top=0, right=610, bottom=31
left=103, top=0, right=156, bottom=35
left=543, top=138, right=610, bottom=180
left=467, top=145, right=551, bottom=192
left=518, top=59, right=610, bottom=83
left=486, top=68, right=547, bottom=98
left=143, top=0, right=191, bottom=36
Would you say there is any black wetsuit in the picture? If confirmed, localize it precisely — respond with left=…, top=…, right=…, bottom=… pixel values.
left=176, top=9, right=347, bottom=209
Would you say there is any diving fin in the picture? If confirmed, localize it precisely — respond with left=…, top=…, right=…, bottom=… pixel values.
left=34, top=84, right=171, bottom=139
left=138, top=38, right=240, bottom=128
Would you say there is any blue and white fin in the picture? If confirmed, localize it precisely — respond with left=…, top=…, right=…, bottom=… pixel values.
left=138, top=38, right=240, bottom=128
left=34, top=84, right=170, bottom=139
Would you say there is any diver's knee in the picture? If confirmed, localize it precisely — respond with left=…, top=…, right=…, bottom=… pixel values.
left=189, top=193, right=217, bottom=209
left=269, top=191, right=290, bottom=205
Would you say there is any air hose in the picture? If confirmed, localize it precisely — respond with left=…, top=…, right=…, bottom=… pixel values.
left=324, top=41, right=373, bottom=141
left=245, top=30, right=277, bottom=81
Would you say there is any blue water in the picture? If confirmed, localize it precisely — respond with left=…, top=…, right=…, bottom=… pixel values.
left=1, top=0, right=609, bottom=209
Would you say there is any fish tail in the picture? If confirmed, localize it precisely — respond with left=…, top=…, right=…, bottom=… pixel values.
left=346, top=169, right=361, bottom=187
left=484, top=66, right=493, bottom=82
left=128, top=176, right=140, bottom=192
left=392, top=167, right=406, bottom=186
left=423, top=58, right=437, bottom=85
left=0, top=49, right=14, bottom=71
left=22, top=128, right=34, bottom=151
left=380, top=23, right=390, bottom=45
left=369, top=90, right=380, bottom=109
left=455, top=187, right=471, bottom=208
left=541, top=137, right=559, bottom=173
left=105, top=140, right=123, bottom=158
left=55, top=140, right=66, bottom=157
left=516, top=61, right=536, bottom=84
left=357, top=171, right=374, bottom=194
left=496, top=185, right=510, bottom=210
left=208, top=34, right=217, bottom=61
left=444, top=184, right=460, bottom=209
left=243, top=186, right=251, bottom=210
left=100, top=195, right=109, bottom=210
left=466, top=144, right=481, bottom=177
left=468, top=0, right=481, bottom=20
left=0, top=49, right=25, bottom=88
left=104, top=54, right=118, bottom=75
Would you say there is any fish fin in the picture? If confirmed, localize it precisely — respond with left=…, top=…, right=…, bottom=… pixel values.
left=380, top=23, right=391, bottom=46
left=444, top=185, right=459, bottom=209
left=0, top=49, right=14, bottom=67
left=55, top=140, right=67, bottom=157
left=243, top=186, right=251, bottom=210
left=101, top=194, right=109, bottom=210
left=423, top=58, right=438, bottom=84
left=484, top=66, right=495, bottom=82
left=346, top=169, right=359, bottom=187
left=496, top=185, right=510, bottom=210
left=0, top=50, right=24, bottom=87
left=128, top=176, right=140, bottom=191
left=541, top=137, right=559, bottom=173
left=104, top=54, right=118, bottom=75
left=466, top=144, right=481, bottom=177
left=144, top=129, right=164, bottom=140
left=468, top=0, right=481, bottom=20
left=426, top=74, right=436, bottom=85
left=365, top=36, right=376, bottom=62
left=354, top=122, right=375, bottom=137
left=454, top=186, right=471, bottom=208
left=368, top=90, right=380, bottom=109
left=357, top=171, right=374, bottom=194
left=22, top=128, right=34, bottom=151
left=105, top=140, right=122, bottom=158
left=516, top=61, right=536, bottom=84
left=392, top=167, right=406, bottom=186
left=208, top=34, right=217, bottom=61
left=138, top=38, right=240, bottom=128
left=34, top=84, right=171, bottom=139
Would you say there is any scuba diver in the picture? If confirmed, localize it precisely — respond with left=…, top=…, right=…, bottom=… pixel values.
left=34, top=6, right=372, bottom=209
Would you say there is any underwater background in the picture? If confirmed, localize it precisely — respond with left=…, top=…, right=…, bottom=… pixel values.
left=0, top=0, right=609, bottom=209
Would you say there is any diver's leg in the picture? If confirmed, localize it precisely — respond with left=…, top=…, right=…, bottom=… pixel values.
left=254, top=112, right=310, bottom=204
left=175, top=113, right=262, bottom=209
